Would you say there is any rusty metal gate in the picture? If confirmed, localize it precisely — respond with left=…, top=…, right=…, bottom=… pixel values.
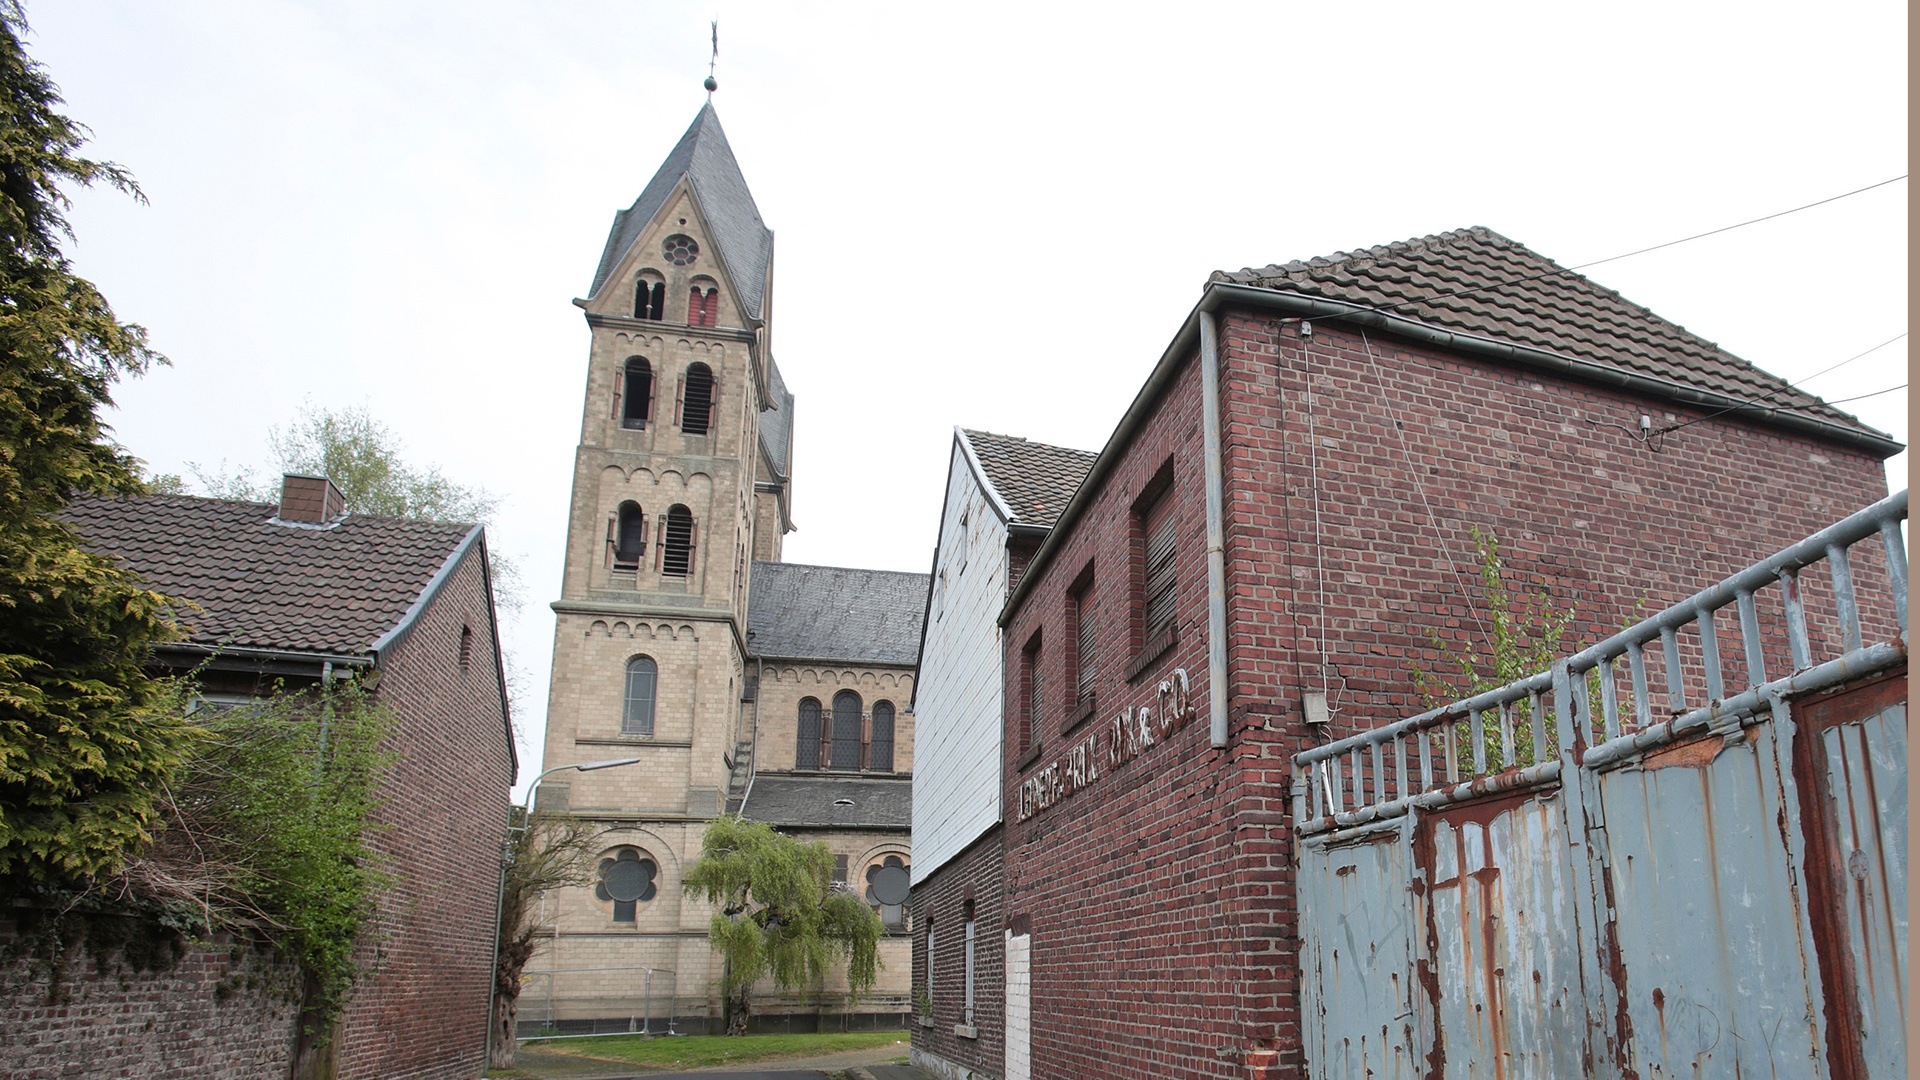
left=1293, top=491, right=1908, bottom=1079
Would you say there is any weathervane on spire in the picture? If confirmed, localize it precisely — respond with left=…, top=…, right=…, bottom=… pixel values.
left=703, top=20, right=718, bottom=94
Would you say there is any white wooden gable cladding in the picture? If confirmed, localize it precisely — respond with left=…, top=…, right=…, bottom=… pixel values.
left=910, top=438, right=1009, bottom=883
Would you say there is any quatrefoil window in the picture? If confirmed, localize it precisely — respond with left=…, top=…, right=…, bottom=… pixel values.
left=596, top=847, right=658, bottom=923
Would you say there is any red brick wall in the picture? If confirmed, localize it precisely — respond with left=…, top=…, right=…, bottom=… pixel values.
left=0, top=927, right=302, bottom=1079
left=336, top=543, right=515, bottom=1080
left=998, top=308, right=1893, bottom=1080
left=911, top=825, right=1006, bottom=1078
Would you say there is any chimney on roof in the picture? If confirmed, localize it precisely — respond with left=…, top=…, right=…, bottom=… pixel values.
left=278, top=474, right=347, bottom=524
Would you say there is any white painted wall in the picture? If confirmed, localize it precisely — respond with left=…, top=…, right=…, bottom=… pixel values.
left=1005, top=930, right=1031, bottom=1080
left=911, top=436, right=1008, bottom=883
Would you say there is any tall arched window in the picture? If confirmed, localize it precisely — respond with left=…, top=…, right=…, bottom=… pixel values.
left=662, top=505, right=695, bottom=577
left=680, top=363, right=714, bottom=435
left=869, top=701, right=895, bottom=773
left=621, top=358, right=653, bottom=429
left=633, top=275, right=665, bottom=321
left=612, top=502, right=645, bottom=569
left=796, top=697, right=822, bottom=771
left=623, top=656, right=657, bottom=736
left=830, top=690, right=863, bottom=770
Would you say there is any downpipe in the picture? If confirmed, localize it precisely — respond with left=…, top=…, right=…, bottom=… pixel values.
left=1199, top=310, right=1230, bottom=749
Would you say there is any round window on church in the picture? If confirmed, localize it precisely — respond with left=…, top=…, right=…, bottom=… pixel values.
left=663, top=234, right=699, bottom=266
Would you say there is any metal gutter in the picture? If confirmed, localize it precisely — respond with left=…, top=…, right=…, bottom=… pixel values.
left=370, top=524, right=484, bottom=660
left=1198, top=311, right=1230, bottom=749
left=1001, top=280, right=1903, bottom=628
left=156, top=642, right=374, bottom=670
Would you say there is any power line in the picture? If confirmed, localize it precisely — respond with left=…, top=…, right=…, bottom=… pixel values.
left=1648, top=331, right=1907, bottom=439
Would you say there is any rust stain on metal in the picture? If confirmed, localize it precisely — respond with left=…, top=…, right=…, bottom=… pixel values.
left=1410, top=811, right=1447, bottom=1080
left=1791, top=677, right=1873, bottom=1080
left=1639, top=726, right=1753, bottom=770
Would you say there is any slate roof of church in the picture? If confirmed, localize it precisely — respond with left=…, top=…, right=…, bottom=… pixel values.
left=1215, top=226, right=1890, bottom=442
left=962, top=429, right=1098, bottom=528
left=64, top=494, right=478, bottom=657
left=737, top=774, right=911, bottom=829
left=591, top=102, right=773, bottom=319
left=747, top=562, right=929, bottom=665
left=759, top=355, right=795, bottom=478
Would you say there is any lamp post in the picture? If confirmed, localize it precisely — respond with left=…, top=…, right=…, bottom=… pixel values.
left=486, top=756, right=643, bottom=1067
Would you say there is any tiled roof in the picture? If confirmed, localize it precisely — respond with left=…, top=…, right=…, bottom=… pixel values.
left=962, top=429, right=1098, bottom=527
left=65, top=494, right=476, bottom=657
left=739, top=774, right=911, bottom=830
left=746, top=562, right=928, bottom=665
left=1215, top=227, right=1887, bottom=440
left=758, top=355, right=794, bottom=478
left=590, top=103, right=774, bottom=319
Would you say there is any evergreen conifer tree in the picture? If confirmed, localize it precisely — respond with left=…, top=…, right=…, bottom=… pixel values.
left=0, top=4, right=190, bottom=885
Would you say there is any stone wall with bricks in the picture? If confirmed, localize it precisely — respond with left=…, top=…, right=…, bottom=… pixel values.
left=997, top=307, right=1894, bottom=1080
left=336, top=541, right=515, bottom=1080
left=910, top=825, right=1006, bottom=1080
left=0, top=925, right=301, bottom=1080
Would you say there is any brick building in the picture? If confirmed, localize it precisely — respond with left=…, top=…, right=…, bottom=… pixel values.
left=532, top=101, right=928, bottom=1031
left=910, top=429, right=1095, bottom=1080
left=917, top=228, right=1899, bottom=1079
left=48, top=474, right=516, bottom=1080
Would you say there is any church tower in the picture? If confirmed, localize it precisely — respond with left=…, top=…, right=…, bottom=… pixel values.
left=535, top=99, right=921, bottom=1034
left=536, top=101, right=793, bottom=1023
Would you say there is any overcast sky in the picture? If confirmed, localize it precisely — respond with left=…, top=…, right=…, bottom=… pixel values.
left=31, top=2, right=1907, bottom=795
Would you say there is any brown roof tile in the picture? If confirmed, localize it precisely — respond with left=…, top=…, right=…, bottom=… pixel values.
left=962, top=430, right=1098, bottom=528
left=65, top=494, right=477, bottom=657
left=1215, top=227, right=1888, bottom=441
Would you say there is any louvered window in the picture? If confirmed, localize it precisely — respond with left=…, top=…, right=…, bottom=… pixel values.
left=1074, top=587, right=1096, bottom=706
left=681, top=363, right=715, bottom=435
left=662, top=505, right=695, bottom=577
left=621, top=358, right=653, bottom=429
left=1143, top=502, right=1177, bottom=645
left=796, top=697, right=822, bottom=770
left=613, top=502, right=645, bottom=569
left=1019, top=639, right=1040, bottom=756
left=869, top=701, right=895, bottom=773
left=830, top=690, right=863, bottom=770
left=623, top=656, right=657, bottom=736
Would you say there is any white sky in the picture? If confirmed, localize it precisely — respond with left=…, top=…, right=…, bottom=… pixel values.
left=31, top=2, right=1907, bottom=797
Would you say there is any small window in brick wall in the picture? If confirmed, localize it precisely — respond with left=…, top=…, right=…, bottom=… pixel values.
left=1139, top=482, right=1178, bottom=656
left=623, top=656, right=657, bottom=736
left=1019, top=636, right=1041, bottom=759
left=459, top=625, right=473, bottom=671
left=1069, top=570, right=1096, bottom=716
left=595, top=847, right=658, bottom=923
left=611, top=501, right=646, bottom=570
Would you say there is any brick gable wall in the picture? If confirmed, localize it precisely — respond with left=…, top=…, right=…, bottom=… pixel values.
left=336, top=546, right=514, bottom=1080
left=912, top=825, right=1007, bottom=1080
left=997, top=308, right=1892, bottom=1079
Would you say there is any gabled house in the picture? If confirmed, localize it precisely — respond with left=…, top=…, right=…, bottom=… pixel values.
left=49, top=473, right=516, bottom=1080
left=910, top=428, right=1094, bottom=1080
left=927, top=226, right=1898, bottom=1080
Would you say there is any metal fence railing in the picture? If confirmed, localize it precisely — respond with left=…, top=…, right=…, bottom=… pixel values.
left=516, top=966, right=681, bottom=1040
left=1293, top=489, right=1908, bottom=836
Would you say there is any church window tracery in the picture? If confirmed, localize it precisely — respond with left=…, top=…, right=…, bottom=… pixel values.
left=634, top=273, right=666, bottom=320
left=662, top=234, right=699, bottom=266
left=830, top=690, right=863, bottom=770
left=797, top=696, right=822, bottom=770
left=870, top=701, right=896, bottom=773
left=595, top=846, right=658, bottom=923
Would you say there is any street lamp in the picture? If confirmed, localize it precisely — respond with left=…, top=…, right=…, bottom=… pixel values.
left=486, top=755, right=644, bottom=1066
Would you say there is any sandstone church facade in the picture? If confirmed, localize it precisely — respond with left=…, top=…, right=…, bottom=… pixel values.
left=533, top=101, right=924, bottom=1032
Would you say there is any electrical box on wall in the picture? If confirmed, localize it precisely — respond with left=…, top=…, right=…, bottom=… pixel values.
left=1302, top=691, right=1331, bottom=726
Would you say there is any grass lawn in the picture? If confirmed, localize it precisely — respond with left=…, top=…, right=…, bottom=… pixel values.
left=525, top=1030, right=909, bottom=1069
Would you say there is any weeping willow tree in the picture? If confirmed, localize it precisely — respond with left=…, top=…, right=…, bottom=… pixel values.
left=681, top=816, right=882, bottom=1035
